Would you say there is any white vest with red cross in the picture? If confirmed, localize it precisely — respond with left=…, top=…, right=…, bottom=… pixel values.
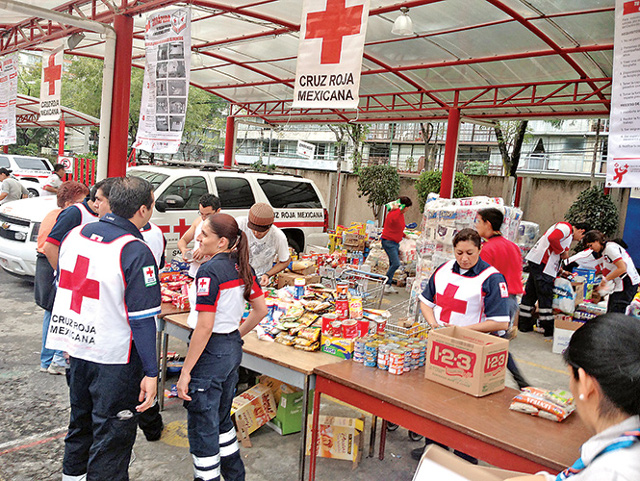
left=432, top=260, right=499, bottom=327
left=76, top=201, right=98, bottom=225
left=46, top=226, right=140, bottom=364
left=526, top=222, right=573, bottom=277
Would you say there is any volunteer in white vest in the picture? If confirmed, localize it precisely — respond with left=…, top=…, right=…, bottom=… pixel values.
left=177, top=213, right=267, bottom=481
left=583, top=230, right=640, bottom=313
left=237, top=202, right=291, bottom=287
left=178, top=193, right=221, bottom=277
left=46, top=177, right=161, bottom=481
left=419, top=228, right=511, bottom=335
left=90, top=176, right=167, bottom=442
left=42, top=163, right=66, bottom=196
left=519, top=221, right=590, bottom=337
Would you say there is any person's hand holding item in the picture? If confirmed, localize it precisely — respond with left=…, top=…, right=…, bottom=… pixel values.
left=260, top=274, right=270, bottom=287
left=560, top=250, right=570, bottom=260
left=191, top=247, right=207, bottom=262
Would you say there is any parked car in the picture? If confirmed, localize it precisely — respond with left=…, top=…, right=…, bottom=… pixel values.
left=0, top=165, right=328, bottom=278
left=0, top=155, right=54, bottom=197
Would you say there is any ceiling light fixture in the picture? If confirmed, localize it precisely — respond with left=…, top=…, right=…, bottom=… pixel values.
left=391, top=7, right=413, bottom=36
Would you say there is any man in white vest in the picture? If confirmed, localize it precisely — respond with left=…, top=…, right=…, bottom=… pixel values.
left=47, top=177, right=161, bottom=481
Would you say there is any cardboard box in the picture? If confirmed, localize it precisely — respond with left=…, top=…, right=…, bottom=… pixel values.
left=231, top=383, right=277, bottom=437
left=321, top=335, right=354, bottom=360
left=277, top=271, right=321, bottom=288
left=258, top=375, right=297, bottom=405
left=269, top=389, right=314, bottom=435
left=425, top=326, right=509, bottom=397
left=553, top=315, right=585, bottom=354
left=290, top=260, right=316, bottom=276
left=413, top=445, right=525, bottom=481
left=571, top=281, right=585, bottom=306
left=305, top=415, right=364, bottom=464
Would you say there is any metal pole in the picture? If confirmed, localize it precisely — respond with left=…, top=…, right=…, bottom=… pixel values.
left=590, top=119, right=601, bottom=188
left=440, top=106, right=461, bottom=198
left=224, top=115, right=236, bottom=168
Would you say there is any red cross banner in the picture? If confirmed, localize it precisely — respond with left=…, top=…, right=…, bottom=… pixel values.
left=293, top=0, right=370, bottom=109
left=0, top=53, right=18, bottom=145
left=39, top=49, right=63, bottom=122
left=133, top=8, right=191, bottom=154
left=607, top=0, right=640, bottom=187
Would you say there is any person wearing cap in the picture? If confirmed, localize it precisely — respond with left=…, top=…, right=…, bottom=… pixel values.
left=237, top=203, right=291, bottom=287
left=0, top=167, right=28, bottom=205
left=42, top=163, right=66, bottom=196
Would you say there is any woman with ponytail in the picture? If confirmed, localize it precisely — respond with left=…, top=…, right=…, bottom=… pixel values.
left=177, top=213, right=267, bottom=481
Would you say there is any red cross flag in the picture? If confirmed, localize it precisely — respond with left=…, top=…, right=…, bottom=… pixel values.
left=293, top=0, right=370, bottom=109
left=39, top=50, right=63, bottom=122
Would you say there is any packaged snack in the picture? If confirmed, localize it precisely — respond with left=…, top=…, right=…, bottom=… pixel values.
left=509, top=387, right=575, bottom=422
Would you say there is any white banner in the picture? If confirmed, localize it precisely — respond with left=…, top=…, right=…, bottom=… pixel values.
left=40, top=50, right=63, bottom=122
left=607, top=0, right=640, bottom=187
left=133, top=8, right=191, bottom=154
left=292, top=0, right=370, bottom=109
left=0, top=54, right=18, bottom=145
left=297, top=140, right=316, bottom=159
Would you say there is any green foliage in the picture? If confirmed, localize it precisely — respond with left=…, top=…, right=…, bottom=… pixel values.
left=250, top=159, right=277, bottom=173
left=415, top=170, right=473, bottom=209
left=405, top=156, right=415, bottom=172
left=464, top=160, right=488, bottom=176
left=357, top=164, right=400, bottom=218
left=565, top=186, right=619, bottom=237
left=8, top=143, right=41, bottom=157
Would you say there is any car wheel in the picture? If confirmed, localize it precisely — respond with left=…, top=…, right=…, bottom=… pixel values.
left=27, top=188, right=39, bottom=198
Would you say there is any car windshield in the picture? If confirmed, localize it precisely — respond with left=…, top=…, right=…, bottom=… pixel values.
left=128, top=170, right=169, bottom=190
left=13, top=157, right=51, bottom=171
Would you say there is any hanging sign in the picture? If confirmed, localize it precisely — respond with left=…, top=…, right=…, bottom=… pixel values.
left=297, top=140, right=316, bottom=159
left=607, top=0, right=640, bottom=187
left=39, top=50, right=63, bottom=122
left=0, top=53, right=18, bottom=145
left=133, top=8, right=191, bottom=154
left=292, top=0, right=370, bottom=109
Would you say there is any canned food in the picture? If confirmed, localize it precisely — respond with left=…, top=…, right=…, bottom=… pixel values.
left=342, top=319, right=358, bottom=339
left=294, top=277, right=305, bottom=300
left=330, top=320, right=342, bottom=336
left=322, top=314, right=339, bottom=336
left=335, top=299, right=349, bottom=319
left=348, top=297, right=363, bottom=320
left=336, top=282, right=349, bottom=299
left=356, top=319, right=369, bottom=337
left=376, top=318, right=387, bottom=335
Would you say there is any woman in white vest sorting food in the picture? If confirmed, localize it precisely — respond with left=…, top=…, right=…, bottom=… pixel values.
left=583, top=230, right=640, bottom=314
left=177, top=213, right=267, bottom=481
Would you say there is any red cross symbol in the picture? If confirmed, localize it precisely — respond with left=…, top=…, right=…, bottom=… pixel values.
left=43, top=54, right=62, bottom=96
left=436, top=284, right=468, bottom=324
left=145, top=266, right=154, bottom=278
left=173, top=218, right=190, bottom=237
left=58, top=255, right=100, bottom=314
left=157, top=224, right=171, bottom=234
left=305, top=0, right=364, bottom=64
left=199, top=278, right=207, bottom=289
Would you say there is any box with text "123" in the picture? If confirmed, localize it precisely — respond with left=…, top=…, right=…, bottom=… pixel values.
left=425, top=326, right=509, bottom=397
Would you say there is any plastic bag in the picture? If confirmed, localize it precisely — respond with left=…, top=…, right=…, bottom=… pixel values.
left=553, top=277, right=576, bottom=315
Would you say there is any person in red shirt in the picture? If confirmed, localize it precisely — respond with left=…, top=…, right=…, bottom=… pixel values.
left=476, top=207, right=529, bottom=389
left=381, top=196, right=412, bottom=294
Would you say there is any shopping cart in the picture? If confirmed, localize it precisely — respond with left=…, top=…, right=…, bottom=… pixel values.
left=384, top=298, right=428, bottom=338
left=334, top=268, right=388, bottom=309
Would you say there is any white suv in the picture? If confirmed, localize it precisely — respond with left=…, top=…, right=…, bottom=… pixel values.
left=0, top=165, right=328, bottom=278
left=0, top=154, right=55, bottom=197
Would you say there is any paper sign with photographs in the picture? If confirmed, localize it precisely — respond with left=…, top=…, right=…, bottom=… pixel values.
left=134, top=8, right=191, bottom=154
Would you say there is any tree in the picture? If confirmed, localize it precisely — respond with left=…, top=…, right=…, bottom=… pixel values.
left=415, top=170, right=473, bottom=208
left=419, top=122, right=442, bottom=171
left=357, top=164, right=399, bottom=218
left=328, top=123, right=368, bottom=173
left=493, top=120, right=528, bottom=177
left=565, top=186, right=619, bottom=237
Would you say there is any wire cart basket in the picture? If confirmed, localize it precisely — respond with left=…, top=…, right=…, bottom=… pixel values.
left=384, top=298, right=428, bottom=338
left=332, top=268, right=388, bottom=310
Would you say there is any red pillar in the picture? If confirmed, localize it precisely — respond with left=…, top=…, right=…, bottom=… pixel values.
left=3, top=145, right=9, bottom=153
left=108, top=15, right=134, bottom=178
left=58, top=117, right=65, bottom=157
left=224, top=116, right=236, bottom=169
left=439, top=107, right=460, bottom=199
left=514, top=176, right=523, bottom=207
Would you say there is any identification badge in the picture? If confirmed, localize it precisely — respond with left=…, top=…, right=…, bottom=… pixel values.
left=197, top=277, right=210, bottom=296
left=499, top=282, right=509, bottom=298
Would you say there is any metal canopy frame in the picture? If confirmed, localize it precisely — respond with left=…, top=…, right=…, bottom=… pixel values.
left=0, top=0, right=614, bottom=124
left=14, top=94, right=100, bottom=127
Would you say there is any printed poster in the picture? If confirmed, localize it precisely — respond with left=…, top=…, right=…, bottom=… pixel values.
left=607, top=0, right=640, bottom=187
left=40, top=50, right=63, bottom=122
left=134, top=8, right=191, bottom=154
left=0, top=53, right=18, bottom=145
left=293, top=0, right=370, bottom=109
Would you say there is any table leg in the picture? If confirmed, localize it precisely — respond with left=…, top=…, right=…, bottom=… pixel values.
left=368, top=416, right=377, bottom=457
left=379, top=419, right=387, bottom=460
left=308, top=388, right=322, bottom=481
left=159, top=331, right=169, bottom=411
left=298, top=375, right=310, bottom=481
